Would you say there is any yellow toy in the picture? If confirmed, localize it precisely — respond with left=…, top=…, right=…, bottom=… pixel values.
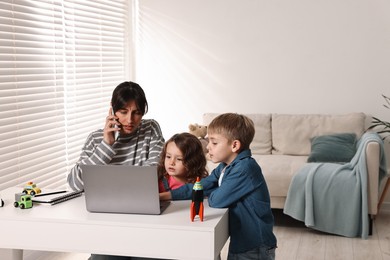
left=188, top=123, right=209, bottom=158
left=22, top=181, right=41, bottom=196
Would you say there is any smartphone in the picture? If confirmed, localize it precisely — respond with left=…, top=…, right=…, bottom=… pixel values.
left=111, top=108, right=121, bottom=140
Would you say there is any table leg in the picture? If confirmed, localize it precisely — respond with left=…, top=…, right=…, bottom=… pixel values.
left=0, top=249, right=23, bottom=260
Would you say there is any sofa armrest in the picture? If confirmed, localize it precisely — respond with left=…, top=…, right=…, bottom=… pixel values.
left=366, top=141, right=380, bottom=216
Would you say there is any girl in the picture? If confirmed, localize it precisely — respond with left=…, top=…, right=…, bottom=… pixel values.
left=158, top=132, right=208, bottom=192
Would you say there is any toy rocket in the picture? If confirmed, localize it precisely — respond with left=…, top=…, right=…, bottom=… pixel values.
left=190, top=177, right=204, bottom=222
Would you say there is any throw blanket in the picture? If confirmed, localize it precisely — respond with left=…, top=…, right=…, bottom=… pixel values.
left=284, top=132, right=387, bottom=239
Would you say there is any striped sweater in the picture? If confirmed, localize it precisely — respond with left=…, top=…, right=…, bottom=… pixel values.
left=67, top=119, right=165, bottom=191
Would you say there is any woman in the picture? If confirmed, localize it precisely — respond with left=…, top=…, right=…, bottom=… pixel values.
left=67, top=81, right=165, bottom=191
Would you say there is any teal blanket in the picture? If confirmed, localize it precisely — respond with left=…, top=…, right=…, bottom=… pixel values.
left=283, top=132, right=387, bottom=238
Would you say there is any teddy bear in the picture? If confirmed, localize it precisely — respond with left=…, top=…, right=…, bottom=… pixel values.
left=188, top=123, right=209, bottom=158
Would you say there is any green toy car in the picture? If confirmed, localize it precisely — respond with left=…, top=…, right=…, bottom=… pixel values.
left=14, top=193, right=33, bottom=209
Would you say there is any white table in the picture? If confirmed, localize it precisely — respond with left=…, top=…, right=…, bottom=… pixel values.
left=0, top=187, right=229, bottom=260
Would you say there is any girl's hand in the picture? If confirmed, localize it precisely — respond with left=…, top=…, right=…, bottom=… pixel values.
left=159, top=191, right=172, bottom=201
left=103, top=107, right=120, bottom=145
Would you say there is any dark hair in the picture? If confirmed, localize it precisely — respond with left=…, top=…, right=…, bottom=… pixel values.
left=208, top=113, right=255, bottom=151
left=157, top=133, right=208, bottom=184
left=111, top=81, right=148, bottom=115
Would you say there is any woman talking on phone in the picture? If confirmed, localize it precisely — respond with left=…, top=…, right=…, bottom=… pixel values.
left=67, top=81, right=165, bottom=191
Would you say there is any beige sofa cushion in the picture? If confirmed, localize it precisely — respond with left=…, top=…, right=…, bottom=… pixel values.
left=203, top=113, right=272, bottom=154
left=272, top=113, right=366, bottom=155
left=255, top=154, right=309, bottom=197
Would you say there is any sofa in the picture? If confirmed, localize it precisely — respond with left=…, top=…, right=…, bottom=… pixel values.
left=203, top=112, right=388, bottom=219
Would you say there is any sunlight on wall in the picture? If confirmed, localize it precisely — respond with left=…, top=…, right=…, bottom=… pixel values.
left=133, top=0, right=390, bottom=140
left=134, top=3, right=225, bottom=138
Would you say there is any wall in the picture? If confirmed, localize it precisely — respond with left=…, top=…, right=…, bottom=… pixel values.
left=133, top=1, right=390, bottom=205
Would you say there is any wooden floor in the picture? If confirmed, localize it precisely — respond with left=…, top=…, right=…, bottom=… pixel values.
left=23, top=209, right=390, bottom=260
left=272, top=209, right=390, bottom=260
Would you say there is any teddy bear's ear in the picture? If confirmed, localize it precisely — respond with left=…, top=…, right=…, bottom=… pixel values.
left=188, top=124, right=196, bottom=131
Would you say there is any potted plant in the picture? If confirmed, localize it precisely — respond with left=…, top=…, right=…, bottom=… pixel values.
left=368, top=94, right=390, bottom=140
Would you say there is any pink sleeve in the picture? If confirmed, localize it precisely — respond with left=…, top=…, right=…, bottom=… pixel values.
left=158, top=180, right=165, bottom=193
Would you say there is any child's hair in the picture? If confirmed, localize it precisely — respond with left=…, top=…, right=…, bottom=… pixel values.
left=157, top=132, right=208, bottom=184
left=208, top=113, right=255, bottom=151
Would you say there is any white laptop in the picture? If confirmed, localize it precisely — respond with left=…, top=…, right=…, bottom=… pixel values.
left=81, top=165, right=170, bottom=215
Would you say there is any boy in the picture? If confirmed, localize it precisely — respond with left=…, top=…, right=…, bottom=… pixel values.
left=160, top=113, right=277, bottom=260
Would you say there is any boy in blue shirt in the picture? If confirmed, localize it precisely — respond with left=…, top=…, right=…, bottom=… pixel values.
left=160, top=113, right=277, bottom=260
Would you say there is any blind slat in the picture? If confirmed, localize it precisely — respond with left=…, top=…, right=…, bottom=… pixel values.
left=0, top=0, right=130, bottom=191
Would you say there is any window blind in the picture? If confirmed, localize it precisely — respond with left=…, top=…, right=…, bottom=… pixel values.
left=0, top=0, right=130, bottom=191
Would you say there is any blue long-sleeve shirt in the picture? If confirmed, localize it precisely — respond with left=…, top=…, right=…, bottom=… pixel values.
left=171, top=149, right=277, bottom=254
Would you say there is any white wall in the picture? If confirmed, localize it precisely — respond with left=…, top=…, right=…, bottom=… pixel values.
left=132, top=0, right=390, bottom=207
left=134, top=0, right=390, bottom=140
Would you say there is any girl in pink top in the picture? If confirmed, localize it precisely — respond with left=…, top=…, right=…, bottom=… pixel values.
left=158, top=132, right=208, bottom=192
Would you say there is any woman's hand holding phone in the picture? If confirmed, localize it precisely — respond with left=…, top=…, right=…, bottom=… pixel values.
left=103, top=107, right=121, bottom=145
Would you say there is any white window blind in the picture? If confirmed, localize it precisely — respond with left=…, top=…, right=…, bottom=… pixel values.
left=0, top=0, right=130, bottom=191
